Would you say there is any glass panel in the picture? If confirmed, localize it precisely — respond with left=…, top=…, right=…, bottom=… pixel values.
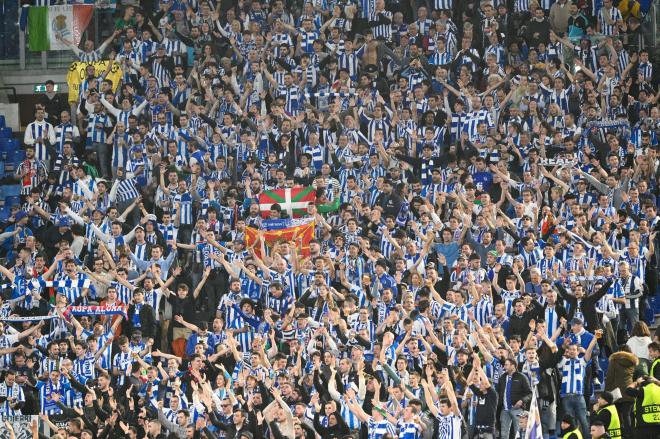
left=0, top=1, right=21, bottom=68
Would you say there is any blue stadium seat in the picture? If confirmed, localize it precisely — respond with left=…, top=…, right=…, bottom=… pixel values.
left=4, top=185, right=21, bottom=198
left=0, top=138, right=18, bottom=160
left=650, top=294, right=660, bottom=316
left=6, top=138, right=19, bottom=153
left=4, top=196, right=20, bottom=207
left=0, top=115, right=5, bottom=128
left=7, top=149, right=25, bottom=165
left=0, top=206, right=9, bottom=223
left=0, top=127, right=11, bottom=138
left=0, top=139, right=7, bottom=159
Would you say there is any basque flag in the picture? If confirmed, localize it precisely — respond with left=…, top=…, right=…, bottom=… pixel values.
left=258, top=186, right=316, bottom=218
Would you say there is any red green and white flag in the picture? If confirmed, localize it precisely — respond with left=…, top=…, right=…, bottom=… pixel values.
left=259, top=186, right=316, bottom=218
left=28, top=4, right=94, bottom=52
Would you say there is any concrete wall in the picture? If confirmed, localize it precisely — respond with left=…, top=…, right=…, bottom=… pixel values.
left=0, top=103, right=20, bottom=131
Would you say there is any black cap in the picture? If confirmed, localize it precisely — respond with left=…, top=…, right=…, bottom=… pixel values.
left=364, top=64, right=378, bottom=74
left=599, top=391, right=614, bottom=405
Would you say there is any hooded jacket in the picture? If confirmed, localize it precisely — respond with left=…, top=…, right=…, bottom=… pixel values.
left=605, top=351, right=639, bottom=402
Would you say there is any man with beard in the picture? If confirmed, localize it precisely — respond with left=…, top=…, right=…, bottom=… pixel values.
left=376, top=179, right=403, bottom=218
left=24, top=106, right=57, bottom=167
left=15, top=145, right=48, bottom=196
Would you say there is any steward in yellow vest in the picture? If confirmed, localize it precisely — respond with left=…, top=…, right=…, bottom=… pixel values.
left=592, top=392, right=621, bottom=439
left=649, top=342, right=660, bottom=380
left=627, top=375, right=660, bottom=437
left=561, top=415, right=584, bottom=439
left=595, top=405, right=621, bottom=439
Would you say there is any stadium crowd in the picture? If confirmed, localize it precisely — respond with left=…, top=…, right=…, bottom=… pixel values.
left=2, top=0, right=660, bottom=438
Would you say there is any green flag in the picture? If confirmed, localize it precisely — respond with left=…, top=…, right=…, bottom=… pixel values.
left=28, top=7, right=49, bottom=52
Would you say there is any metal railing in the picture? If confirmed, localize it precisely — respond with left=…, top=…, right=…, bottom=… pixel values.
left=652, top=4, right=659, bottom=50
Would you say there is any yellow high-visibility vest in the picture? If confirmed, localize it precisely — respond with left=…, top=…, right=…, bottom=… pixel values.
left=638, top=381, right=660, bottom=426
left=562, top=428, right=583, bottom=439
left=597, top=405, right=621, bottom=439
left=650, top=358, right=660, bottom=378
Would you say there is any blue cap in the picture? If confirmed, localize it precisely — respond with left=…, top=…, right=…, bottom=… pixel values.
left=57, top=217, right=70, bottom=228
left=14, top=211, right=27, bottom=222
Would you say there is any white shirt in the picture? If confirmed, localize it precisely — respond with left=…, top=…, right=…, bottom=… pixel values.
left=626, top=336, right=652, bottom=360
left=24, top=120, right=56, bottom=146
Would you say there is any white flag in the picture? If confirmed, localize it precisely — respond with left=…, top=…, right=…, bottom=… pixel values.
left=525, top=389, right=543, bottom=439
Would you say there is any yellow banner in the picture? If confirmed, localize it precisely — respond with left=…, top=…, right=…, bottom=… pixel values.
left=66, top=60, right=123, bottom=104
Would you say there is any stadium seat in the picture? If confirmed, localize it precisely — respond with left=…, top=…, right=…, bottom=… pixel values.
left=0, top=139, right=7, bottom=159
left=0, top=115, right=5, bottom=128
left=4, top=196, right=20, bottom=207
left=3, top=185, right=21, bottom=198
left=0, top=138, right=18, bottom=160
left=0, top=206, right=9, bottom=223
left=650, top=294, right=660, bottom=315
left=0, top=127, right=11, bottom=138
left=7, top=149, right=25, bottom=165
left=6, top=138, right=19, bottom=153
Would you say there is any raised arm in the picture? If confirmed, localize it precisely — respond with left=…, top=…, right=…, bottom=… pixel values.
left=0, top=265, right=16, bottom=284
left=584, top=329, right=601, bottom=362
left=193, top=267, right=211, bottom=299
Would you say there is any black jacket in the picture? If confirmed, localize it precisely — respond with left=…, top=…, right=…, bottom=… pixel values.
left=525, top=18, right=551, bottom=47
left=375, top=191, right=402, bottom=217
left=38, top=93, right=68, bottom=126
left=507, top=300, right=544, bottom=340
left=496, top=371, right=532, bottom=410
left=555, top=280, right=613, bottom=330
left=124, top=303, right=156, bottom=339
left=313, top=411, right=350, bottom=439
left=207, top=409, right=263, bottom=439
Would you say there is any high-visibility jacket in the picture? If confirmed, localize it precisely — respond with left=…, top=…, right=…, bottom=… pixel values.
left=650, top=358, right=660, bottom=379
left=562, top=427, right=583, bottom=439
left=597, top=404, right=621, bottom=439
left=635, top=381, right=660, bottom=426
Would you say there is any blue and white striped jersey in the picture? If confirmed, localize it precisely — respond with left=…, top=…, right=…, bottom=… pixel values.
left=558, top=357, right=587, bottom=395
left=598, top=7, right=622, bottom=36
left=25, top=120, right=56, bottom=161
left=112, top=350, right=134, bottom=386
left=37, top=380, right=69, bottom=415
left=54, top=123, right=79, bottom=154
left=367, top=418, right=397, bottom=439
left=0, top=382, right=25, bottom=416
left=86, top=112, right=112, bottom=145
left=370, top=10, right=392, bottom=42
